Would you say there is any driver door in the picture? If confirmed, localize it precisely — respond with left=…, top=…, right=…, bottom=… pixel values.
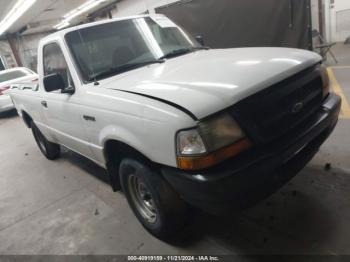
left=40, top=42, right=95, bottom=160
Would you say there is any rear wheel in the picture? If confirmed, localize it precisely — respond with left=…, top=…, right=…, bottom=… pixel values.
left=119, top=158, right=186, bottom=240
left=31, top=122, right=60, bottom=160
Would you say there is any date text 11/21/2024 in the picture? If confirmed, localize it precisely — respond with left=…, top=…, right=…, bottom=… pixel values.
left=127, top=256, right=220, bottom=261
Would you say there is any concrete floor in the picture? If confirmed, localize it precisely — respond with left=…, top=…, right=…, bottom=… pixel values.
left=1, top=44, right=350, bottom=255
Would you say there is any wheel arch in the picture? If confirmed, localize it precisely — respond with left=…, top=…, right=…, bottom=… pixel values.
left=103, top=139, right=156, bottom=192
left=21, top=110, right=33, bottom=128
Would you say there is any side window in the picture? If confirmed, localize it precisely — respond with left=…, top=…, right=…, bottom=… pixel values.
left=43, top=43, right=74, bottom=89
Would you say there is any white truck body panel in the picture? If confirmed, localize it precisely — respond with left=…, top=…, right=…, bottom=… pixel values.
left=100, top=47, right=321, bottom=119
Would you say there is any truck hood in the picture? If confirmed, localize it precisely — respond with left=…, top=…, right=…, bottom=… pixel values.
left=102, top=47, right=321, bottom=120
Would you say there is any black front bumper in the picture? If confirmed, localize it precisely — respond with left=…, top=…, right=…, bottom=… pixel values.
left=162, top=93, right=341, bottom=214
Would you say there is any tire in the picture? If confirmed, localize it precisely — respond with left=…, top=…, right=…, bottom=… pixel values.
left=119, top=158, right=186, bottom=240
left=31, top=122, right=60, bottom=160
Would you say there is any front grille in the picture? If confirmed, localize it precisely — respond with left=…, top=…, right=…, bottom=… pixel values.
left=231, top=65, right=323, bottom=144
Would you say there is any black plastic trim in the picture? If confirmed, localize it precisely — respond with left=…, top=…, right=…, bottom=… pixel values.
left=161, top=93, right=341, bottom=214
left=230, top=63, right=324, bottom=144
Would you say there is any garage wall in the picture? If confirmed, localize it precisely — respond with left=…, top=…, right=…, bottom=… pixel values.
left=14, top=32, right=50, bottom=72
left=311, top=0, right=320, bottom=32
left=0, top=32, right=50, bottom=72
left=155, top=0, right=313, bottom=50
left=114, top=0, right=320, bottom=34
left=0, top=40, right=18, bottom=69
left=145, top=0, right=181, bottom=13
left=111, top=0, right=179, bottom=16
left=110, top=0, right=313, bottom=50
left=111, top=0, right=147, bottom=16
left=328, top=0, right=350, bottom=42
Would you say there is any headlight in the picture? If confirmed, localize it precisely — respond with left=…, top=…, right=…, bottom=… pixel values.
left=199, top=113, right=245, bottom=152
left=176, top=113, right=252, bottom=170
left=320, top=65, right=330, bottom=98
left=177, top=129, right=206, bottom=155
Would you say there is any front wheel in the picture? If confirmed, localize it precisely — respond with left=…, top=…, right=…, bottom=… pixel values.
left=31, top=122, right=60, bottom=160
left=119, top=159, right=187, bottom=240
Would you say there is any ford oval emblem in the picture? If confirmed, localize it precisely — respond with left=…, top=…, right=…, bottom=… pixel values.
left=292, top=102, right=304, bottom=113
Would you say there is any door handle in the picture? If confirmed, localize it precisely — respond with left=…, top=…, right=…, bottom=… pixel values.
left=41, top=101, right=47, bottom=108
left=83, top=115, right=96, bottom=122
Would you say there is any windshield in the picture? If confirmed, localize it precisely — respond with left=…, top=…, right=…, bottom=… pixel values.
left=0, top=69, right=29, bottom=83
left=65, top=17, right=201, bottom=82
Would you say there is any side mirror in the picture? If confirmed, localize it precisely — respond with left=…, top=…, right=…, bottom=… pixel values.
left=44, top=73, right=65, bottom=92
left=195, top=35, right=205, bottom=46
left=43, top=73, right=74, bottom=94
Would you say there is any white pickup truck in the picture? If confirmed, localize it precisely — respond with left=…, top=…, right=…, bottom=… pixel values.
left=10, top=15, right=341, bottom=239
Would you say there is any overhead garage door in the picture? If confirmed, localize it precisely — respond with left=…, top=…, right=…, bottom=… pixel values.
left=156, top=0, right=312, bottom=50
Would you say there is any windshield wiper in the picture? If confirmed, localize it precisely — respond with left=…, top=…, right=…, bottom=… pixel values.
left=89, top=59, right=165, bottom=82
left=192, top=46, right=210, bottom=50
left=159, top=48, right=194, bottom=60
left=159, top=47, right=210, bottom=60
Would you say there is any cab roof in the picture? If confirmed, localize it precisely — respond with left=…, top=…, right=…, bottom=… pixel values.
left=40, top=14, right=166, bottom=44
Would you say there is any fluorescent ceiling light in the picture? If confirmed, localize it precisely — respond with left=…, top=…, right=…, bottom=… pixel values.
left=0, top=0, right=37, bottom=36
left=54, top=21, right=70, bottom=30
left=54, top=0, right=108, bottom=30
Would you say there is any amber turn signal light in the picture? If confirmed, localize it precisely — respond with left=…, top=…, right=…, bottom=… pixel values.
left=177, top=138, right=252, bottom=171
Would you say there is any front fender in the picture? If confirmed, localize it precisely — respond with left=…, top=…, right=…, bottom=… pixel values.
left=99, top=124, right=150, bottom=161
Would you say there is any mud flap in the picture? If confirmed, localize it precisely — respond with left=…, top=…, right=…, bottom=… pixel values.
left=106, top=161, right=121, bottom=192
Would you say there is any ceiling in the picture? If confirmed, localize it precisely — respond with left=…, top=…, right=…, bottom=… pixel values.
left=0, top=0, right=117, bottom=36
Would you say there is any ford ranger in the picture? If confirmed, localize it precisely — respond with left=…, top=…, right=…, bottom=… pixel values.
left=10, top=15, right=341, bottom=239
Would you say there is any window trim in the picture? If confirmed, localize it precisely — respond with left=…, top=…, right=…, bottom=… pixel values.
left=61, top=37, right=86, bottom=86
left=63, top=34, right=91, bottom=85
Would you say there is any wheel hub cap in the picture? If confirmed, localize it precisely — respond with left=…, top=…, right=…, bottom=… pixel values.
left=128, top=175, right=157, bottom=224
